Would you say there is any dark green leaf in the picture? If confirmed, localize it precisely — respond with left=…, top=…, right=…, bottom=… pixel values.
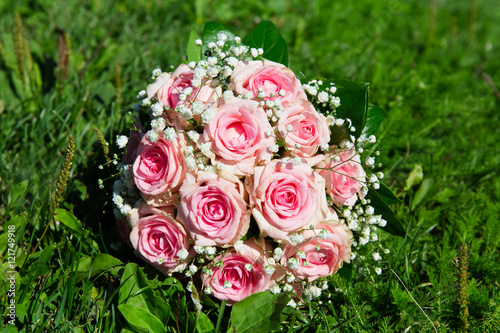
left=333, top=79, right=370, bottom=138
left=189, top=311, right=215, bottom=333
left=243, top=21, right=288, bottom=66
left=54, top=208, right=83, bottom=237
left=118, top=263, right=151, bottom=311
left=8, top=179, right=29, bottom=208
left=118, top=304, right=166, bottom=333
left=367, top=190, right=405, bottom=237
left=75, top=253, right=122, bottom=279
left=376, top=182, right=402, bottom=204
left=187, top=28, right=202, bottom=63
left=201, top=22, right=235, bottom=60
left=337, top=261, right=353, bottom=282
left=229, top=291, right=290, bottom=333
left=361, top=104, right=385, bottom=137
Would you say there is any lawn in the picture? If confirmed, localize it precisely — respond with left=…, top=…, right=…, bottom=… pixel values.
left=1, top=0, right=499, bottom=332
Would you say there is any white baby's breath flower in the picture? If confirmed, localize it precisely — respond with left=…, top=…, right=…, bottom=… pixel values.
left=177, top=249, right=189, bottom=260
left=194, top=246, right=204, bottom=254
left=297, top=251, right=306, bottom=259
left=201, top=108, right=215, bottom=124
left=223, top=280, right=232, bottom=289
left=234, top=240, right=244, bottom=252
left=187, top=130, right=200, bottom=142
left=225, top=57, right=238, bottom=67
left=375, top=267, right=383, bottom=275
left=204, top=286, right=212, bottom=295
left=245, top=263, right=253, bottom=271
left=195, top=39, right=202, bottom=46
left=116, top=135, right=128, bottom=149
left=151, top=68, right=162, bottom=79
left=205, top=246, right=216, bottom=255
left=317, top=91, right=329, bottom=103
left=319, top=228, right=330, bottom=239
left=264, top=265, right=275, bottom=275
left=200, top=142, right=212, bottom=157
left=292, top=157, right=302, bottom=166
left=287, top=300, right=297, bottom=308
left=147, top=130, right=159, bottom=143
left=136, top=90, right=147, bottom=100
left=273, top=247, right=283, bottom=261
left=189, top=264, right=198, bottom=274
left=286, top=124, right=293, bottom=132
left=185, top=156, right=197, bottom=170
left=269, top=144, right=279, bottom=153
left=151, top=102, right=164, bottom=117
left=286, top=274, right=295, bottom=283
left=164, top=127, right=177, bottom=141
left=287, top=257, right=300, bottom=270
left=350, top=252, right=357, bottom=260
left=283, top=284, right=293, bottom=292
left=379, top=219, right=387, bottom=227
left=290, top=233, right=304, bottom=244
left=151, top=117, right=167, bottom=131
left=223, top=90, right=234, bottom=99
left=270, top=285, right=281, bottom=294
left=372, top=252, right=381, bottom=261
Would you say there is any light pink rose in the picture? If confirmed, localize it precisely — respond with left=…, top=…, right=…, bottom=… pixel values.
left=129, top=205, right=193, bottom=274
left=316, top=149, right=366, bottom=206
left=147, top=64, right=218, bottom=109
left=202, top=238, right=274, bottom=304
left=278, top=100, right=330, bottom=157
left=202, top=98, right=275, bottom=176
left=133, top=134, right=186, bottom=196
left=281, top=221, right=352, bottom=282
left=178, top=172, right=250, bottom=246
left=246, top=159, right=328, bottom=240
left=230, top=60, right=306, bottom=107
left=146, top=64, right=220, bottom=129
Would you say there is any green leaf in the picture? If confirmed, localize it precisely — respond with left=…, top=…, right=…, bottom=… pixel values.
left=366, top=190, right=405, bottom=237
left=189, top=311, right=214, bottom=333
left=333, top=79, right=370, bottom=138
left=201, top=22, right=235, bottom=60
left=412, top=178, right=436, bottom=208
left=118, top=304, right=166, bottom=333
left=54, top=208, right=83, bottom=237
left=243, top=21, right=288, bottom=66
left=376, top=182, right=402, bottom=204
left=118, top=263, right=151, bottom=309
left=337, top=261, right=353, bottom=282
left=229, top=291, right=290, bottom=333
left=186, top=28, right=202, bottom=63
left=361, top=104, right=385, bottom=137
left=405, top=164, right=423, bottom=191
left=8, top=179, right=29, bottom=208
left=75, top=253, right=122, bottom=279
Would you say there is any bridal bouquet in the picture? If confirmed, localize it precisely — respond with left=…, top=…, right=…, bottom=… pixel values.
left=110, top=21, right=404, bottom=308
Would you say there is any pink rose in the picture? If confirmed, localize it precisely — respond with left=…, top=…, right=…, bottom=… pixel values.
left=147, top=64, right=218, bottom=109
left=178, top=172, right=250, bottom=246
left=133, top=134, right=186, bottom=196
left=230, top=60, right=306, bottom=107
left=147, top=64, right=220, bottom=129
left=129, top=205, right=193, bottom=274
left=317, top=149, right=366, bottom=206
left=202, top=98, right=275, bottom=176
left=202, top=238, right=274, bottom=304
left=246, top=159, right=328, bottom=240
left=281, top=220, right=352, bottom=282
left=278, top=100, right=330, bottom=157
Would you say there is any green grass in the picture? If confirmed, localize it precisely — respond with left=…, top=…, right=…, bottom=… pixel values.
left=1, top=0, right=500, bottom=332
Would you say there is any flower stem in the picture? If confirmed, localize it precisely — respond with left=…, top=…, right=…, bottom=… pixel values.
left=215, top=299, right=226, bottom=333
